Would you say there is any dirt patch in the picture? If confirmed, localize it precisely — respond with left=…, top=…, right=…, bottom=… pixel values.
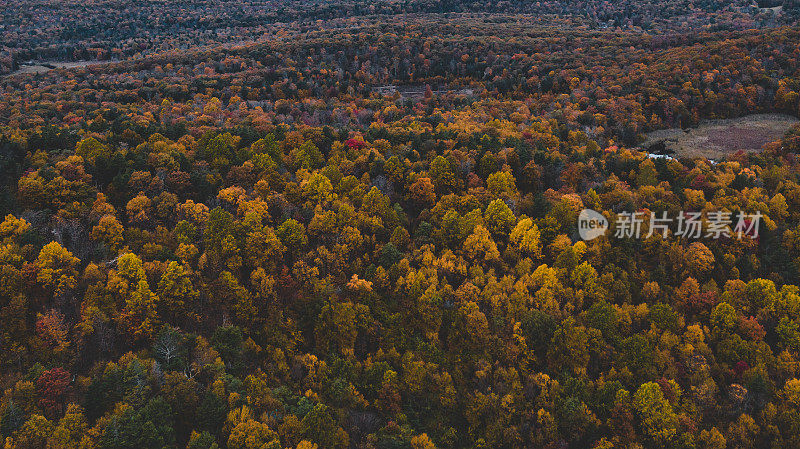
left=7, top=60, right=114, bottom=77
left=642, top=113, right=799, bottom=159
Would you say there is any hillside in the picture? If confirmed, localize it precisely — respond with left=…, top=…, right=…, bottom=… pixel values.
left=2, top=4, right=800, bottom=449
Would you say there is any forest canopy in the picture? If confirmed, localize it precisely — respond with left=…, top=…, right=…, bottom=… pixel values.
left=2, top=2, right=800, bottom=449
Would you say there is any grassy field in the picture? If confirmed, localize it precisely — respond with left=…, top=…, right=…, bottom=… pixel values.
left=643, top=113, right=798, bottom=158
left=7, top=60, right=111, bottom=76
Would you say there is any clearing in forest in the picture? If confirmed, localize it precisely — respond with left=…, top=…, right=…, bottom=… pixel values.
left=642, top=113, right=799, bottom=159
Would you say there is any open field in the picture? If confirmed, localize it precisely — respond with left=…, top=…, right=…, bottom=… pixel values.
left=7, top=60, right=113, bottom=76
left=642, top=113, right=799, bottom=158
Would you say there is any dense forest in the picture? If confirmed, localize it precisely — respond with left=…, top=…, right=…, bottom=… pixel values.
left=3, top=3, right=800, bottom=449
left=2, top=0, right=798, bottom=72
